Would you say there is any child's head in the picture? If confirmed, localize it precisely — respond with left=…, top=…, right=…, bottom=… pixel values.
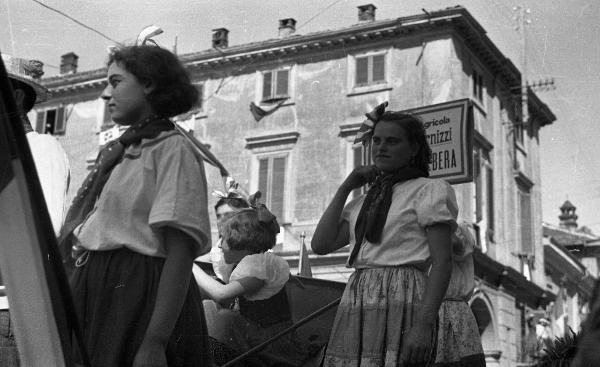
left=451, top=221, right=476, bottom=259
left=219, top=207, right=278, bottom=259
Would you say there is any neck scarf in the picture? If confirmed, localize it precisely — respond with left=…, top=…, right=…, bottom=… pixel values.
left=58, top=116, right=173, bottom=263
left=349, top=167, right=426, bottom=265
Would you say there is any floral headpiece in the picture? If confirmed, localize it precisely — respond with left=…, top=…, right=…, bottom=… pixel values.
left=215, top=186, right=280, bottom=235
left=353, top=101, right=389, bottom=146
left=212, top=177, right=251, bottom=206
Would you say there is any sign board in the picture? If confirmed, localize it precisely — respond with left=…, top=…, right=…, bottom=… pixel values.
left=402, top=99, right=474, bottom=184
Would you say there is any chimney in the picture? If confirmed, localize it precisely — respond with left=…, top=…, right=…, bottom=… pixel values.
left=278, top=18, right=297, bottom=38
left=60, top=52, right=79, bottom=74
left=558, top=200, right=578, bottom=231
left=358, top=4, right=377, bottom=22
left=212, top=28, right=229, bottom=49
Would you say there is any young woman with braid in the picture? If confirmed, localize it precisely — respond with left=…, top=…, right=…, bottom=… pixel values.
left=58, top=45, right=212, bottom=367
left=312, top=102, right=458, bottom=366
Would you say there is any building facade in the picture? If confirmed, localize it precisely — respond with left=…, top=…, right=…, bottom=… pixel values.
left=37, top=5, right=565, bottom=366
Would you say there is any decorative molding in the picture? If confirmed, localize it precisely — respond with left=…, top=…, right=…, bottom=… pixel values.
left=245, top=131, right=300, bottom=150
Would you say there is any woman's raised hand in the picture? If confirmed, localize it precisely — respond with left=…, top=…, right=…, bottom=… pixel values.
left=342, top=165, right=380, bottom=191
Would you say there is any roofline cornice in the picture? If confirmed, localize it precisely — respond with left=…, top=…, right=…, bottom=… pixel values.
left=42, top=6, right=524, bottom=100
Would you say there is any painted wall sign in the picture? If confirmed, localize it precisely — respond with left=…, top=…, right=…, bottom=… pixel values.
left=402, top=99, right=474, bottom=184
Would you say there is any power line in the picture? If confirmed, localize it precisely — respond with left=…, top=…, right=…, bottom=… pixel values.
left=201, top=0, right=348, bottom=105
left=30, top=0, right=121, bottom=45
left=296, top=0, right=347, bottom=31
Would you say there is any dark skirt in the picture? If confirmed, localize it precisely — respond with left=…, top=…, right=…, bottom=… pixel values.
left=70, top=247, right=211, bottom=367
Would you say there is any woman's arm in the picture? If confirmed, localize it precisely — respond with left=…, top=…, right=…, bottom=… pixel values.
left=132, top=227, right=201, bottom=367
left=193, top=264, right=264, bottom=305
left=402, top=223, right=453, bottom=365
left=311, top=165, right=378, bottom=255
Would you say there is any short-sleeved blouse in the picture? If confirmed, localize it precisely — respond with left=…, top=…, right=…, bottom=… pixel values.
left=229, top=252, right=290, bottom=301
left=74, top=130, right=211, bottom=258
left=341, top=177, right=458, bottom=268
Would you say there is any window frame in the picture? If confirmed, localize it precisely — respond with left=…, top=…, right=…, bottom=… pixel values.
left=36, top=106, right=66, bottom=135
left=259, top=67, right=292, bottom=104
left=254, top=152, right=289, bottom=223
left=470, top=63, right=487, bottom=112
left=348, top=49, right=391, bottom=95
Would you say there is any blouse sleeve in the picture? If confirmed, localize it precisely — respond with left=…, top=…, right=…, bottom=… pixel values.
left=148, top=135, right=211, bottom=257
left=230, top=254, right=269, bottom=281
left=415, top=179, right=458, bottom=231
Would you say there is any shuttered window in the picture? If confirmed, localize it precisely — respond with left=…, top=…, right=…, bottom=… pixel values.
left=355, top=53, right=386, bottom=87
left=257, top=156, right=287, bottom=221
left=262, top=69, right=290, bottom=102
left=40, top=106, right=66, bottom=135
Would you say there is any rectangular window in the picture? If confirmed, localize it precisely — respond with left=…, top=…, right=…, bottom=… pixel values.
left=355, top=53, right=386, bottom=87
left=257, top=156, right=287, bottom=221
left=262, top=69, right=290, bottom=102
left=472, top=69, right=484, bottom=102
left=39, top=107, right=66, bottom=135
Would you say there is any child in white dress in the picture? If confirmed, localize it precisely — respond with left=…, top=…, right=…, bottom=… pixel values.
left=194, top=205, right=315, bottom=365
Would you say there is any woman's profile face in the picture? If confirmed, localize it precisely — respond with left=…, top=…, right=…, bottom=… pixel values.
left=102, top=61, right=154, bottom=125
left=371, top=120, right=418, bottom=173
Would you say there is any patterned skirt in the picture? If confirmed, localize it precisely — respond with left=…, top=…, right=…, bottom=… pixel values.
left=433, top=299, right=486, bottom=367
left=70, top=247, right=211, bottom=367
left=323, top=266, right=435, bottom=367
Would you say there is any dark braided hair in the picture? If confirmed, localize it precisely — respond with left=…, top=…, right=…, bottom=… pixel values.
left=377, top=112, right=432, bottom=176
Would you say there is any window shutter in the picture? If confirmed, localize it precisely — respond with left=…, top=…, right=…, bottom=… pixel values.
left=258, top=158, right=269, bottom=198
left=520, top=189, right=532, bottom=253
left=262, top=72, right=273, bottom=100
left=372, top=54, right=385, bottom=82
left=275, top=69, right=289, bottom=97
left=35, top=111, right=45, bottom=133
left=486, top=166, right=494, bottom=232
left=356, top=57, right=368, bottom=85
left=474, top=149, right=483, bottom=222
left=270, top=157, right=286, bottom=221
left=54, top=107, right=66, bottom=134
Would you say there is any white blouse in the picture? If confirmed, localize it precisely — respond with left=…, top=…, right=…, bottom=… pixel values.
left=341, top=177, right=458, bottom=268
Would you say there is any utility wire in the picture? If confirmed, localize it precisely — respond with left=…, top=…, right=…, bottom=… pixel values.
left=296, top=0, right=347, bottom=31
left=30, top=0, right=121, bottom=45
left=201, top=0, right=348, bottom=105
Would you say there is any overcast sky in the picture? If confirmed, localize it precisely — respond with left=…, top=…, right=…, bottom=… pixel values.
left=2, top=0, right=599, bottom=232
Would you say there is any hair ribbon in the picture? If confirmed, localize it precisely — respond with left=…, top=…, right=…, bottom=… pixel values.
left=353, top=101, right=389, bottom=146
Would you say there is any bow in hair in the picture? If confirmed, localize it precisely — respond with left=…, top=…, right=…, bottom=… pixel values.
left=353, top=101, right=389, bottom=145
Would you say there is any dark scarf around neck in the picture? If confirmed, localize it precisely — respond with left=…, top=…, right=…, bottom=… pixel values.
left=58, top=116, right=173, bottom=266
left=349, top=167, right=426, bottom=266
